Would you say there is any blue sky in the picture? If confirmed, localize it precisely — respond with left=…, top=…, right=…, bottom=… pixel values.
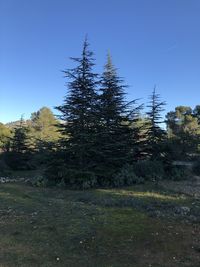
left=0, top=0, right=200, bottom=123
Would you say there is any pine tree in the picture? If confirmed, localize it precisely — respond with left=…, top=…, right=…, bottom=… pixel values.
left=30, top=107, right=60, bottom=151
left=165, top=106, right=200, bottom=160
left=146, top=87, right=166, bottom=158
left=56, top=38, right=99, bottom=177
left=97, top=54, right=142, bottom=183
left=6, top=117, right=32, bottom=170
left=11, top=117, right=30, bottom=154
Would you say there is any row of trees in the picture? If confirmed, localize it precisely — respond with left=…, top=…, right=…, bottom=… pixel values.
left=1, top=39, right=200, bottom=187
left=45, top=39, right=168, bottom=187
left=0, top=107, right=60, bottom=170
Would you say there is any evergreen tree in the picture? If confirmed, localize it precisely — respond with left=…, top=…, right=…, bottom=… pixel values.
left=129, top=115, right=149, bottom=160
left=5, top=117, right=32, bottom=170
left=56, top=38, right=99, bottom=180
left=166, top=106, right=200, bottom=159
left=11, top=117, right=30, bottom=154
left=146, top=87, right=166, bottom=158
left=97, top=54, right=142, bottom=183
left=30, top=107, right=60, bottom=151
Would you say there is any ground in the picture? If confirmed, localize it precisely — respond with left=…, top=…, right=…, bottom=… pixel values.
left=0, top=175, right=200, bottom=267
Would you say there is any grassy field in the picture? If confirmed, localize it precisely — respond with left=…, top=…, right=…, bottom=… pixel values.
left=0, top=178, right=200, bottom=266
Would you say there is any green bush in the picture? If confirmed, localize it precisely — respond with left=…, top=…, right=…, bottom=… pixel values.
left=45, top=161, right=97, bottom=189
left=0, top=159, right=11, bottom=176
left=167, top=166, right=191, bottom=181
left=192, top=160, right=200, bottom=176
left=113, top=165, right=144, bottom=187
left=30, top=175, right=48, bottom=187
left=29, top=152, right=50, bottom=168
left=132, top=160, right=165, bottom=181
left=63, top=169, right=97, bottom=189
left=3, top=152, right=34, bottom=170
left=44, top=159, right=66, bottom=185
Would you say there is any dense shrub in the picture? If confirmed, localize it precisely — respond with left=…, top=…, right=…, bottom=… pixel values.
left=44, top=159, right=66, bottom=185
left=45, top=160, right=166, bottom=188
left=0, top=158, right=11, bottom=176
left=30, top=152, right=52, bottom=167
left=113, top=165, right=144, bottom=187
left=29, top=175, right=48, bottom=187
left=3, top=152, right=35, bottom=170
left=167, top=166, right=191, bottom=181
left=132, top=160, right=165, bottom=181
left=45, top=161, right=97, bottom=189
left=62, top=169, right=97, bottom=189
left=192, top=160, right=200, bottom=176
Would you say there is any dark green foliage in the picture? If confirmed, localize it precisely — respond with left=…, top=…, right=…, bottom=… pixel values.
left=3, top=152, right=34, bottom=170
left=30, top=150, right=54, bottom=166
left=132, top=160, right=165, bottom=181
left=29, top=175, right=48, bottom=187
left=166, top=106, right=193, bottom=138
left=192, top=160, right=200, bottom=175
left=146, top=87, right=166, bottom=159
left=166, top=106, right=200, bottom=160
left=11, top=118, right=31, bottom=154
left=113, top=165, right=144, bottom=187
left=56, top=38, right=99, bottom=176
left=97, top=54, right=129, bottom=172
left=95, top=54, right=142, bottom=181
left=45, top=162, right=97, bottom=189
left=52, top=42, right=143, bottom=187
left=0, top=158, right=11, bottom=176
left=4, top=118, right=34, bottom=170
left=44, top=158, right=66, bottom=185
left=163, top=138, right=184, bottom=162
left=62, top=169, right=97, bottom=189
left=167, top=166, right=191, bottom=181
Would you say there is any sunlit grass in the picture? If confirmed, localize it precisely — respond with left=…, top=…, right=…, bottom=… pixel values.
left=98, top=188, right=188, bottom=202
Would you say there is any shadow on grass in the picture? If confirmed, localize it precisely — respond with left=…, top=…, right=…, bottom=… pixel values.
left=0, top=183, right=199, bottom=267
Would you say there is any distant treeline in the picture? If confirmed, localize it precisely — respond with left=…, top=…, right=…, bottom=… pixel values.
left=1, top=39, right=200, bottom=188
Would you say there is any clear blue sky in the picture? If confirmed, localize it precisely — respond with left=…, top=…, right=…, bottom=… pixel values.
left=0, top=0, right=200, bottom=123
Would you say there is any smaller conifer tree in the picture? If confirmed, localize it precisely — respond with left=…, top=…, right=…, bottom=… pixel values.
left=146, top=87, right=166, bottom=159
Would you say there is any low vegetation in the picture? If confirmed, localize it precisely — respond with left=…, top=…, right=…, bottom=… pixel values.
left=0, top=176, right=199, bottom=267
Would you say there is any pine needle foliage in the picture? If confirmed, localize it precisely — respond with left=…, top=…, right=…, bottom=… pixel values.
left=146, top=87, right=166, bottom=158
left=56, top=38, right=99, bottom=174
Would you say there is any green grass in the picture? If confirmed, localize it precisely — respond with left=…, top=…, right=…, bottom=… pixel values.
left=0, top=181, right=199, bottom=267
